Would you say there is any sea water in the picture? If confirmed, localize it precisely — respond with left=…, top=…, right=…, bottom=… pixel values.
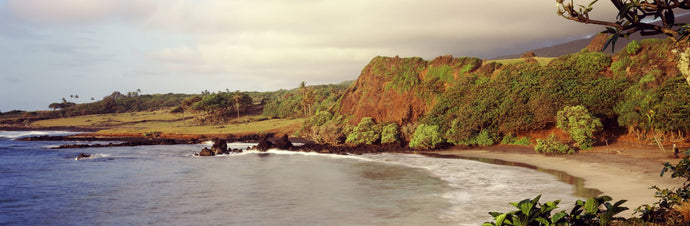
left=0, top=131, right=583, bottom=225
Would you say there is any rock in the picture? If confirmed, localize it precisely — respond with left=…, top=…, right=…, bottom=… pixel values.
left=256, top=137, right=273, bottom=151
left=229, top=148, right=243, bottom=153
left=198, top=147, right=214, bottom=156
left=274, top=134, right=293, bottom=150
left=211, top=139, right=228, bottom=155
left=75, top=153, right=91, bottom=160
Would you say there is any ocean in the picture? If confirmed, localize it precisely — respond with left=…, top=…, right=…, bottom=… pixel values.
left=0, top=131, right=585, bottom=225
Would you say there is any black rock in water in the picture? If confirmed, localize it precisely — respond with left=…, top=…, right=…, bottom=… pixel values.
left=256, top=137, right=273, bottom=152
left=198, top=147, right=214, bottom=156
left=211, top=139, right=228, bottom=155
left=274, top=134, right=293, bottom=150
left=75, top=153, right=91, bottom=160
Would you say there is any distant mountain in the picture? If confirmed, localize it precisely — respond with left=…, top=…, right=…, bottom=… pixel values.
left=493, top=13, right=690, bottom=59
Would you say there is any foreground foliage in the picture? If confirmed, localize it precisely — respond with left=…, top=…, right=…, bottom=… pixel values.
left=486, top=154, right=690, bottom=225
left=483, top=195, right=627, bottom=226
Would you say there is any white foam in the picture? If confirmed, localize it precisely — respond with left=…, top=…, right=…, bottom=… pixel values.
left=0, top=130, right=81, bottom=139
left=74, top=153, right=110, bottom=160
left=357, top=153, right=581, bottom=225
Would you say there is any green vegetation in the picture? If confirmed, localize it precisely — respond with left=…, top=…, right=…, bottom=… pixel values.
left=296, top=39, right=689, bottom=150
left=483, top=195, right=627, bottom=226
left=487, top=57, right=555, bottom=66
left=500, top=134, right=531, bottom=145
left=176, top=91, right=254, bottom=125
left=422, top=51, right=618, bottom=148
left=368, top=56, right=425, bottom=93
left=534, top=134, right=574, bottom=155
left=262, top=82, right=350, bottom=118
left=409, top=124, right=444, bottom=150
left=556, top=105, right=602, bottom=150
left=380, top=123, right=401, bottom=144
left=345, top=117, right=381, bottom=145
left=626, top=40, right=641, bottom=55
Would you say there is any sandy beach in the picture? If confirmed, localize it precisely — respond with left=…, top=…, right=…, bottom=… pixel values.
left=434, top=143, right=685, bottom=217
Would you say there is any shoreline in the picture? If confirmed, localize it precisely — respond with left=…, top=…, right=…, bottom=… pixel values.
left=433, top=144, right=684, bottom=217
left=4, top=128, right=684, bottom=216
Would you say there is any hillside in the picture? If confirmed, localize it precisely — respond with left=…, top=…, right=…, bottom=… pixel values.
left=493, top=13, right=690, bottom=59
left=303, top=38, right=690, bottom=149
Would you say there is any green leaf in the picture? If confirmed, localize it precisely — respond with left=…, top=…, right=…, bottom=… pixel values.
left=551, top=211, right=568, bottom=224
left=584, top=197, right=600, bottom=215
left=494, top=213, right=509, bottom=225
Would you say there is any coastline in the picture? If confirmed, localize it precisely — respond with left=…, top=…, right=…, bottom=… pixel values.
left=4, top=127, right=685, bottom=217
left=433, top=144, right=684, bottom=217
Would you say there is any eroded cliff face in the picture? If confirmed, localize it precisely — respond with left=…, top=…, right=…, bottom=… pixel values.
left=335, top=55, right=485, bottom=125
left=336, top=56, right=426, bottom=125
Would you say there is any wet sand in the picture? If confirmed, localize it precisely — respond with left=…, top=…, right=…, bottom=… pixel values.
left=433, top=143, right=685, bottom=217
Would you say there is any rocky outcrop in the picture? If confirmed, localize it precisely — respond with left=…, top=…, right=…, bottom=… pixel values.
left=197, top=147, right=214, bottom=156
left=256, top=137, right=273, bottom=151
left=211, top=139, right=228, bottom=155
left=334, top=55, right=483, bottom=126
left=274, top=134, right=293, bottom=150
left=335, top=56, right=430, bottom=125
left=75, top=153, right=91, bottom=160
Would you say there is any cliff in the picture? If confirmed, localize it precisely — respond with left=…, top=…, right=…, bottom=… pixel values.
left=334, top=55, right=487, bottom=125
left=310, top=38, right=690, bottom=148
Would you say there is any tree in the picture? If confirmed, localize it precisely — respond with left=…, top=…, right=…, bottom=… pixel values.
left=409, top=124, right=444, bottom=150
left=556, top=105, right=603, bottom=150
left=556, top=0, right=690, bottom=50
left=48, top=103, right=61, bottom=111
left=298, top=81, right=313, bottom=116
left=345, top=117, right=381, bottom=145
left=232, top=90, right=242, bottom=120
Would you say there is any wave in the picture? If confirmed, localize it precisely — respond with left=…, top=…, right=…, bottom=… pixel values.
left=358, top=153, right=581, bottom=224
left=0, top=131, right=81, bottom=139
left=74, top=153, right=111, bottom=161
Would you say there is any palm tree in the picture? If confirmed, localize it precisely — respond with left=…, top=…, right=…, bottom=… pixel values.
left=232, top=91, right=242, bottom=120
left=299, top=81, right=309, bottom=116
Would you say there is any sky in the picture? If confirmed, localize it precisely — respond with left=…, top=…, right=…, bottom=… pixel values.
left=0, top=0, right=616, bottom=111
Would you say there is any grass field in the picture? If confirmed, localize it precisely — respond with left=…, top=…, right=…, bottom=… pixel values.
left=487, top=57, right=555, bottom=66
left=95, top=118, right=305, bottom=135
left=31, top=110, right=179, bottom=127
left=29, top=110, right=305, bottom=136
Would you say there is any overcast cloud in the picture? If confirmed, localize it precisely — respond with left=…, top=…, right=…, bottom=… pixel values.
left=0, top=0, right=616, bottom=110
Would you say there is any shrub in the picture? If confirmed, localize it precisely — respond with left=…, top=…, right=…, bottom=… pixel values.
left=626, top=40, right=641, bottom=55
left=380, top=123, right=400, bottom=144
left=307, top=111, right=333, bottom=127
left=611, top=56, right=631, bottom=77
left=409, top=124, right=444, bottom=150
left=474, top=130, right=495, bottom=146
left=483, top=195, right=628, bottom=226
left=556, top=105, right=602, bottom=150
left=345, top=117, right=380, bottom=145
left=501, top=134, right=531, bottom=145
left=535, top=134, right=574, bottom=154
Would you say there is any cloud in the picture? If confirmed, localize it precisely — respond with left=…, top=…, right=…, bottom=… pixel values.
left=5, top=0, right=153, bottom=25
left=142, top=0, right=620, bottom=85
left=0, top=0, right=626, bottom=110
